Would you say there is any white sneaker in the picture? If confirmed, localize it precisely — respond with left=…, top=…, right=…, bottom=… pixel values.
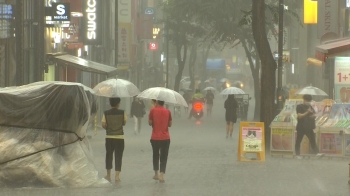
left=295, top=155, right=303, bottom=159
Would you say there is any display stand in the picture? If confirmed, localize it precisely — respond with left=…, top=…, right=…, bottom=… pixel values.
left=318, top=104, right=350, bottom=158
left=270, top=99, right=331, bottom=157
left=270, top=99, right=302, bottom=157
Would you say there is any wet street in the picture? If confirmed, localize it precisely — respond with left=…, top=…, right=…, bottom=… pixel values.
left=1, top=91, right=350, bottom=196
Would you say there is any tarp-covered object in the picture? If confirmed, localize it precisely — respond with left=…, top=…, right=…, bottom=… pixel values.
left=0, top=82, right=109, bottom=187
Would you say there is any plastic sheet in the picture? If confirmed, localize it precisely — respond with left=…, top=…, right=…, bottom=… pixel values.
left=0, top=82, right=109, bottom=187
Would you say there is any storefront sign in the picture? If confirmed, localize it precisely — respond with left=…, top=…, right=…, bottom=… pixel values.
left=51, top=3, right=70, bottom=21
left=317, top=0, right=339, bottom=38
left=82, top=0, right=102, bottom=45
left=149, top=42, right=158, bottom=51
left=271, top=128, right=293, bottom=151
left=118, top=23, right=131, bottom=63
left=118, top=0, right=131, bottom=23
left=334, top=57, right=350, bottom=102
left=238, top=122, right=265, bottom=162
left=0, top=4, right=13, bottom=39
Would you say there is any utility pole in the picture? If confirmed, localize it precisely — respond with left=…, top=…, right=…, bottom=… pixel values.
left=165, top=18, right=169, bottom=88
left=277, top=0, right=284, bottom=113
left=115, top=0, right=118, bottom=69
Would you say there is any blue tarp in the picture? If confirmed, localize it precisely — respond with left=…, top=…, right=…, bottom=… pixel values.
left=206, top=59, right=225, bottom=70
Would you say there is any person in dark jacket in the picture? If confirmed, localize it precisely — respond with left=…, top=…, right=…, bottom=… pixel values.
left=205, top=90, right=215, bottom=116
left=102, top=97, right=127, bottom=182
left=130, top=96, right=146, bottom=135
left=224, top=95, right=238, bottom=139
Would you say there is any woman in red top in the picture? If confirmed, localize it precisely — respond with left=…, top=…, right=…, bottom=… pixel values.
left=148, top=100, right=172, bottom=183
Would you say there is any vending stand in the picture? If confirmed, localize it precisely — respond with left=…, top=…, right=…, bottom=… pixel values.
left=270, top=99, right=334, bottom=157
left=270, top=100, right=301, bottom=156
left=318, top=104, right=350, bottom=158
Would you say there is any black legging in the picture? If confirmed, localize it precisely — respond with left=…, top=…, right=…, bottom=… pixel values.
left=105, top=138, right=124, bottom=171
left=295, top=129, right=318, bottom=155
left=150, top=139, right=170, bottom=173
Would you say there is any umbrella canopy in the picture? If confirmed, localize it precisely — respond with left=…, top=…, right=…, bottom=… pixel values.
left=220, top=87, right=245, bottom=95
left=220, top=78, right=229, bottom=82
left=203, top=87, right=216, bottom=92
left=296, top=86, right=328, bottom=96
left=93, top=78, right=140, bottom=97
left=137, top=87, right=188, bottom=107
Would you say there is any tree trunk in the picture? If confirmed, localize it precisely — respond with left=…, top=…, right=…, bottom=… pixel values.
left=253, top=56, right=261, bottom=120
left=174, top=43, right=188, bottom=92
left=252, top=0, right=277, bottom=149
left=189, top=39, right=198, bottom=90
left=241, top=38, right=261, bottom=121
left=201, top=43, right=211, bottom=82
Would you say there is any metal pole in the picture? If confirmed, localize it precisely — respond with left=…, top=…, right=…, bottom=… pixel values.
left=277, top=0, right=284, bottom=112
left=165, top=19, right=169, bottom=88
left=115, top=0, right=118, bottom=68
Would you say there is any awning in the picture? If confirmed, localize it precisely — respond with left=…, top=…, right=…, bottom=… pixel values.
left=315, top=38, right=350, bottom=62
left=306, top=58, right=323, bottom=66
left=47, top=54, right=119, bottom=77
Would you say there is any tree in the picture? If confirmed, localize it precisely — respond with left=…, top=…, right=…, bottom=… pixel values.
left=161, top=0, right=205, bottom=92
left=251, top=0, right=277, bottom=146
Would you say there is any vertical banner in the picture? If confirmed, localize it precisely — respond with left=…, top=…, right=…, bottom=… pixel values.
left=317, top=0, right=339, bottom=38
left=238, top=122, right=265, bottom=162
left=81, top=0, right=102, bottom=45
left=118, top=23, right=131, bottom=63
left=334, top=57, right=350, bottom=103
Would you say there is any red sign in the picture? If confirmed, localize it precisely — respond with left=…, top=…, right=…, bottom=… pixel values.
left=149, top=42, right=158, bottom=51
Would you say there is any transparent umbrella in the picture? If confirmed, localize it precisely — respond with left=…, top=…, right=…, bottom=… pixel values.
left=203, top=87, right=216, bottom=92
left=296, top=86, right=328, bottom=96
left=220, top=87, right=245, bottom=95
left=137, top=87, right=188, bottom=107
left=93, top=78, right=140, bottom=97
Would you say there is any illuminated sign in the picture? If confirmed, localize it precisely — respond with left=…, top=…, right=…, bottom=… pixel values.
left=149, top=42, right=158, bottom=51
left=82, top=0, right=102, bottom=45
left=51, top=3, right=70, bottom=21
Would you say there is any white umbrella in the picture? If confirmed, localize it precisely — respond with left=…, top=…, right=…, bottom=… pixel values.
left=93, top=78, right=140, bottom=97
left=203, top=87, right=216, bottom=92
left=137, top=87, right=188, bottom=107
left=220, top=87, right=245, bottom=95
left=296, top=86, right=328, bottom=96
left=220, top=78, right=229, bottom=82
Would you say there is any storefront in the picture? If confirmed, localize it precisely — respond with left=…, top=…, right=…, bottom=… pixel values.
left=315, top=37, right=350, bottom=101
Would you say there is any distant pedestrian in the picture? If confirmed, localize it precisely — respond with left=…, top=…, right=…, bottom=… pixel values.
left=205, top=90, right=215, bottom=116
left=224, top=95, right=238, bottom=139
left=295, top=94, right=324, bottom=159
left=101, top=97, right=127, bottom=182
left=183, top=91, right=190, bottom=112
left=130, top=96, right=146, bottom=135
left=148, top=100, right=172, bottom=183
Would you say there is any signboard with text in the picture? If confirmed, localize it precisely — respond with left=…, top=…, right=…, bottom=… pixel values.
left=317, top=0, right=339, bottom=38
left=81, top=0, right=102, bottom=45
left=238, top=122, right=265, bottom=162
left=118, top=23, right=131, bottom=63
left=51, top=3, right=70, bottom=21
left=334, top=57, right=350, bottom=103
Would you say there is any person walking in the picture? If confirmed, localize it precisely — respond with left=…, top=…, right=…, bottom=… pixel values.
left=148, top=100, right=172, bottom=183
left=205, top=90, right=215, bottom=116
left=130, top=96, right=146, bottom=135
left=295, top=94, right=323, bottom=159
left=101, top=97, right=127, bottom=182
left=224, top=95, right=238, bottom=139
left=183, top=91, right=190, bottom=113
